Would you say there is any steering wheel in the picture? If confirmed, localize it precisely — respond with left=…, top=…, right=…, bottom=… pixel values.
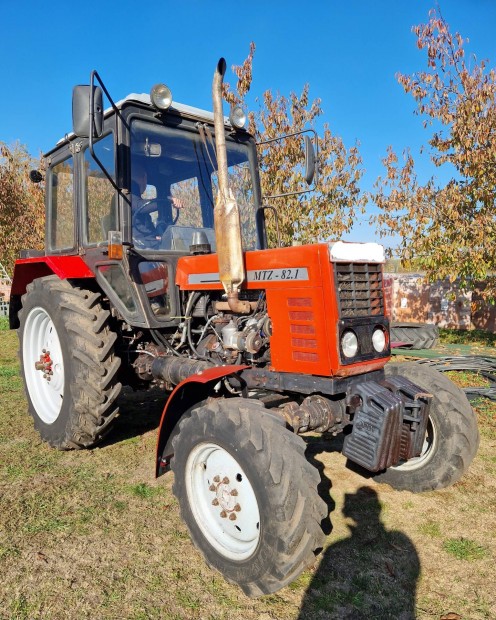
left=134, top=198, right=180, bottom=225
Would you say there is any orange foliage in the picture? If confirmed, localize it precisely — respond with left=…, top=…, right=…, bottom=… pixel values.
left=0, top=142, right=45, bottom=275
left=224, top=43, right=367, bottom=248
left=372, top=9, right=496, bottom=300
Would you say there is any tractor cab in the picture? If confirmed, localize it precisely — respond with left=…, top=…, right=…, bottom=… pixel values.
left=42, top=78, right=263, bottom=328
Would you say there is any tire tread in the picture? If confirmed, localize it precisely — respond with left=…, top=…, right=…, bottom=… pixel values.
left=373, top=362, right=479, bottom=491
left=18, top=275, right=121, bottom=449
left=390, top=323, right=439, bottom=350
left=171, top=397, right=326, bottom=596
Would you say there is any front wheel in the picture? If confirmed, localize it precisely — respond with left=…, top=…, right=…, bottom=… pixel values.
left=171, top=398, right=327, bottom=597
left=373, top=362, right=479, bottom=492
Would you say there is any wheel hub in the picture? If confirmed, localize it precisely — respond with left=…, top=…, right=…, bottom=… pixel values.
left=23, top=306, right=65, bottom=424
left=209, top=476, right=241, bottom=518
left=393, top=417, right=436, bottom=471
left=185, top=442, right=260, bottom=560
left=35, top=349, right=53, bottom=381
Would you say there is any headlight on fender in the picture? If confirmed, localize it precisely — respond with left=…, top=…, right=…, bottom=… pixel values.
left=372, top=327, right=387, bottom=353
left=341, top=330, right=358, bottom=358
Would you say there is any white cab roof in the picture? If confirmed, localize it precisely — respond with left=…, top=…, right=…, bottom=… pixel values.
left=55, top=93, right=231, bottom=148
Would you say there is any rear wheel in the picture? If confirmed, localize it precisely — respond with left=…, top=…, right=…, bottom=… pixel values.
left=18, top=276, right=122, bottom=449
left=171, top=397, right=327, bottom=597
left=373, top=363, right=479, bottom=491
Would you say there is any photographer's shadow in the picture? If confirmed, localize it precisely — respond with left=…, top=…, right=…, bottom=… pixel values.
left=299, top=486, right=420, bottom=620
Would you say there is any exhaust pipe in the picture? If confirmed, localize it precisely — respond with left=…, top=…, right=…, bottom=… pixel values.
left=212, top=58, right=250, bottom=314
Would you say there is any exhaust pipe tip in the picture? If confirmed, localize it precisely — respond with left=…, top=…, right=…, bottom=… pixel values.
left=217, top=58, right=226, bottom=78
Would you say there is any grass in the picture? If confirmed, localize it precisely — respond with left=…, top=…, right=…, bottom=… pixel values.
left=0, top=327, right=495, bottom=619
left=443, top=538, right=490, bottom=561
left=418, top=520, right=442, bottom=538
left=128, top=482, right=160, bottom=499
left=439, top=327, right=496, bottom=347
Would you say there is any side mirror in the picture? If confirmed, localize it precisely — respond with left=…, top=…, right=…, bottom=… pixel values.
left=72, top=85, right=103, bottom=138
left=304, top=134, right=317, bottom=185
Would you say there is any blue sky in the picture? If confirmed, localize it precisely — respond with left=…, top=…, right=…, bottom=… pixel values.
left=1, top=0, right=495, bottom=245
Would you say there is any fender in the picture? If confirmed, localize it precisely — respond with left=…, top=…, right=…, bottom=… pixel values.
left=156, top=364, right=248, bottom=477
left=11, top=256, right=94, bottom=296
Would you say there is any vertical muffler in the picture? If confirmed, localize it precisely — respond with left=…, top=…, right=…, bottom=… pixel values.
left=212, top=58, right=250, bottom=314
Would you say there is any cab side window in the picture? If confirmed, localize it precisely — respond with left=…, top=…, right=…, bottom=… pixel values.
left=49, top=157, right=75, bottom=251
left=84, top=133, right=116, bottom=244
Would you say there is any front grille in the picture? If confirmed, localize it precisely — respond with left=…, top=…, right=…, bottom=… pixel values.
left=335, top=263, right=384, bottom=317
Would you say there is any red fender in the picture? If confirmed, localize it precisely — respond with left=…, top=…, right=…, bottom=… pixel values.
left=11, top=256, right=94, bottom=296
left=155, top=364, right=248, bottom=477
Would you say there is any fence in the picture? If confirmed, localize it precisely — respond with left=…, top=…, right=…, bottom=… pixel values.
left=0, top=263, right=11, bottom=317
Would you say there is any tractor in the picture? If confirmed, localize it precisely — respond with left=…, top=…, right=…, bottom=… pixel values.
left=9, top=59, right=479, bottom=596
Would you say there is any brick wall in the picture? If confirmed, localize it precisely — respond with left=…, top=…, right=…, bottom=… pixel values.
left=385, top=273, right=477, bottom=331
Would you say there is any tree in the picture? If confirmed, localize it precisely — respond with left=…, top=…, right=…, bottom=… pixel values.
left=372, top=9, right=496, bottom=299
left=0, top=142, right=45, bottom=275
left=224, top=43, right=366, bottom=247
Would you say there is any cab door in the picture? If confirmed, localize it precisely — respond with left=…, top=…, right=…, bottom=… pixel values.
left=46, top=145, right=76, bottom=255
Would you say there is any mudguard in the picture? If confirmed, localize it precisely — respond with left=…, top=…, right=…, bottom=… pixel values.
left=11, top=256, right=94, bottom=296
left=155, top=364, right=248, bottom=477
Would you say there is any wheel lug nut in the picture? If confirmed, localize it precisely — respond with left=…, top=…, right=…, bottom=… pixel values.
left=222, top=477, right=229, bottom=484
left=234, top=504, right=241, bottom=512
left=209, top=484, right=216, bottom=492
left=212, top=498, right=219, bottom=506
left=229, top=513, right=237, bottom=521
left=213, top=475, right=220, bottom=483
left=219, top=510, right=227, bottom=518
left=230, top=489, right=238, bottom=496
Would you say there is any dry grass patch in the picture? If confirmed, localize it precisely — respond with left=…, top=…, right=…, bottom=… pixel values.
left=0, top=328, right=495, bottom=619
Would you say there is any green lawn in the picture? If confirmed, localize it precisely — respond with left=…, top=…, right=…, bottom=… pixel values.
left=0, top=325, right=495, bottom=620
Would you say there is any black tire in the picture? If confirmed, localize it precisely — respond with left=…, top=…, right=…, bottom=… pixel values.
left=171, top=397, right=327, bottom=597
left=373, top=362, right=479, bottom=492
left=390, top=322, right=439, bottom=349
left=18, top=275, right=122, bottom=449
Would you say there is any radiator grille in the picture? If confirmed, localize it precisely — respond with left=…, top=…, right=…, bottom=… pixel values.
left=335, top=263, right=384, bottom=317
left=287, top=296, right=320, bottom=364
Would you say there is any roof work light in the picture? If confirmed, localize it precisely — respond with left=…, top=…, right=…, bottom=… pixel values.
left=150, top=84, right=173, bottom=111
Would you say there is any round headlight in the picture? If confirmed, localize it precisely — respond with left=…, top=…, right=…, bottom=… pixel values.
left=372, top=327, right=387, bottom=353
left=341, top=330, right=358, bottom=358
left=229, top=105, right=246, bottom=129
left=150, top=83, right=173, bottom=111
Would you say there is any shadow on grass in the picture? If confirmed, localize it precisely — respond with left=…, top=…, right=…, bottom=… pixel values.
left=99, top=386, right=168, bottom=448
left=298, top=485, right=420, bottom=620
left=304, top=434, right=341, bottom=536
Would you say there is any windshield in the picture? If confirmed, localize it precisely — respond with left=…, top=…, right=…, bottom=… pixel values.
left=130, top=119, right=259, bottom=252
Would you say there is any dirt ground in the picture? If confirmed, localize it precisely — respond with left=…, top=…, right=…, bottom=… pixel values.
left=0, top=329, right=495, bottom=620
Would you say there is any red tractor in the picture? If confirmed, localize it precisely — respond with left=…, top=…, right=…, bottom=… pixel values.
left=10, top=60, right=478, bottom=596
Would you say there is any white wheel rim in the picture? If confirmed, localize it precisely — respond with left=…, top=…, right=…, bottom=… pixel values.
left=392, top=417, right=437, bottom=472
left=185, top=442, right=261, bottom=561
left=23, top=306, right=65, bottom=424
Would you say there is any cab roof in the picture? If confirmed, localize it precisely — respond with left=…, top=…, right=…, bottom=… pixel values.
left=50, top=93, right=232, bottom=155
